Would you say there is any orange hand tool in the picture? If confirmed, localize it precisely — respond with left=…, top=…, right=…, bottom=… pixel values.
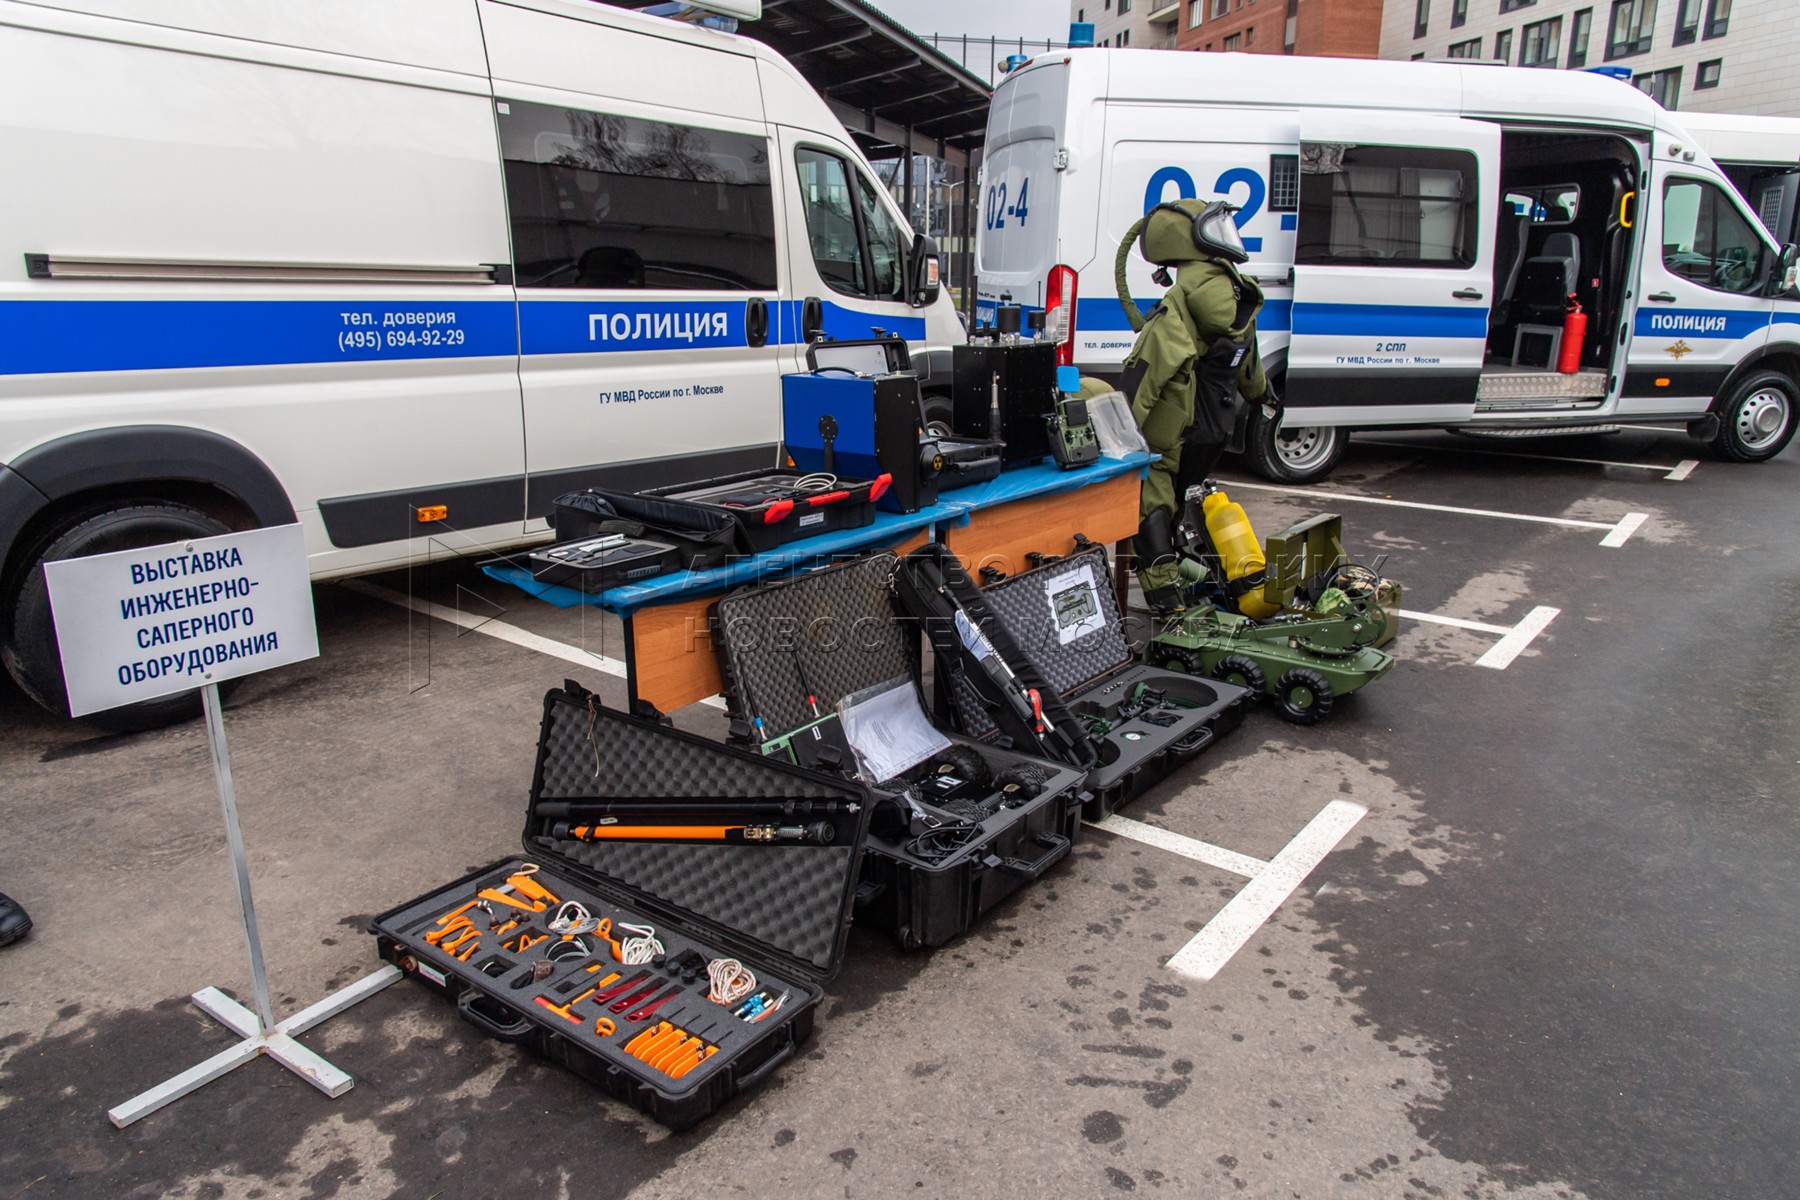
left=668, top=1045, right=718, bottom=1080
left=510, top=932, right=548, bottom=952
left=440, top=927, right=481, bottom=954
left=649, top=1034, right=700, bottom=1075
left=534, top=983, right=601, bottom=1023
left=594, top=1016, right=616, bottom=1037
left=636, top=1026, right=688, bottom=1065
left=624, top=1020, right=671, bottom=1056
left=434, top=900, right=478, bottom=926
left=455, top=941, right=479, bottom=961
left=425, top=916, right=474, bottom=946
left=478, top=888, right=544, bottom=913
left=507, top=874, right=559, bottom=904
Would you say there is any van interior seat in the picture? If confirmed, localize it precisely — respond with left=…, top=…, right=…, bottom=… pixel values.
left=1517, top=232, right=1581, bottom=326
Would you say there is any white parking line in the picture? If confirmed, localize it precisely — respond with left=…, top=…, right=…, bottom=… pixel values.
left=1165, top=800, right=1368, bottom=982
left=1398, top=608, right=1512, bottom=636
left=1221, top=478, right=1649, bottom=548
left=1474, top=606, right=1561, bottom=670
left=345, top=581, right=730, bottom=711
left=1357, top=439, right=1701, bottom=482
left=1088, top=814, right=1268, bottom=879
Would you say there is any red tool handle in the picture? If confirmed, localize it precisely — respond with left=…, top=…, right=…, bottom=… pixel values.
left=807, top=490, right=850, bottom=506
left=762, top=498, right=795, bottom=525
left=609, top=979, right=665, bottom=1013
left=625, top=987, right=684, bottom=1022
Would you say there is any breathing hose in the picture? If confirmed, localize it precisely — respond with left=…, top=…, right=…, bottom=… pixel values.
left=1115, top=215, right=1151, bottom=333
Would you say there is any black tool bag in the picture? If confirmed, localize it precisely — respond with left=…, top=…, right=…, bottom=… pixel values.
left=710, top=553, right=1088, bottom=950
left=552, top=489, right=739, bottom=571
left=368, top=681, right=871, bottom=1131
left=931, top=545, right=1251, bottom=818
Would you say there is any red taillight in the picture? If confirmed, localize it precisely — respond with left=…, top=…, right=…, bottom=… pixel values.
left=1045, top=264, right=1078, bottom=367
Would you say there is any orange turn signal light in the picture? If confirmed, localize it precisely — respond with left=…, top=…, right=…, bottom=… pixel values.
left=1654, top=378, right=1671, bottom=388
left=417, top=504, right=448, bottom=522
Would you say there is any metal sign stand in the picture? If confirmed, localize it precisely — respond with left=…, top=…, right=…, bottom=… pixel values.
left=108, top=683, right=401, bottom=1128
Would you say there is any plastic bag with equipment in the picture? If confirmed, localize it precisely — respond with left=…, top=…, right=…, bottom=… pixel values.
left=1080, top=388, right=1150, bottom=459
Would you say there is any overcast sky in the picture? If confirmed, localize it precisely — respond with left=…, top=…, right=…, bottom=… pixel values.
left=868, top=0, right=1067, bottom=41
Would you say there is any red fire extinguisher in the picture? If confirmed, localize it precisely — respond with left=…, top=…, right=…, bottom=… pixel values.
left=1557, top=294, right=1586, bottom=374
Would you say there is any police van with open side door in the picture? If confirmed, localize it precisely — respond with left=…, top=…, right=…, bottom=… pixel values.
left=0, top=0, right=959, bottom=728
left=976, top=49, right=1800, bottom=483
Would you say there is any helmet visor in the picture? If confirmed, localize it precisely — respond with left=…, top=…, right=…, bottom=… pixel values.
left=1196, top=206, right=1248, bottom=263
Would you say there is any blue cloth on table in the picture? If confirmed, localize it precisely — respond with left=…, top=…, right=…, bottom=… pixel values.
left=480, top=452, right=1152, bottom=617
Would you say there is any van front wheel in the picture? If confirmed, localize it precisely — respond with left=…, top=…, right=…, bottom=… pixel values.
left=1712, top=371, right=1798, bottom=463
left=4, top=502, right=237, bottom=731
left=1243, top=407, right=1345, bottom=484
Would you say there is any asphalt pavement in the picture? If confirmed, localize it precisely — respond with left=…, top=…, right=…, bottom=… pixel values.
left=1, top=425, right=1795, bottom=1199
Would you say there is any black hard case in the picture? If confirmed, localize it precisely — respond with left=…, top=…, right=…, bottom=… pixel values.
left=644, top=468, right=881, bottom=555
left=524, top=535, right=683, bottom=593
left=709, top=553, right=1088, bottom=950
left=952, top=339, right=1056, bottom=465
left=368, top=683, right=872, bottom=1131
left=551, top=488, right=739, bottom=571
left=944, top=546, right=1251, bottom=818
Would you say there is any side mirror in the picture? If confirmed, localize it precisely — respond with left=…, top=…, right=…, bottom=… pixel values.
left=907, top=235, right=942, bottom=309
left=1773, top=243, right=1800, bottom=298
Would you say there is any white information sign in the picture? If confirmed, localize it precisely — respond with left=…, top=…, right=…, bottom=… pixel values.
left=43, top=523, right=318, bottom=717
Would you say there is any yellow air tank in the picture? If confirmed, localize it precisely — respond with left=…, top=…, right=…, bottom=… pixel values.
left=1201, top=491, right=1280, bottom=619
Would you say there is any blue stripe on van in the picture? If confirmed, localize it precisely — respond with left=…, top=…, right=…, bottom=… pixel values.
left=0, top=299, right=517, bottom=375
left=1635, top=307, right=1769, bottom=339
left=1291, top=302, right=1489, bottom=339
left=1071, top=297, right=1296, bottom=334
left=0, top=297, right=926, bottom=375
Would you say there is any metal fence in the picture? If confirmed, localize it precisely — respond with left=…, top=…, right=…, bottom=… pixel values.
left=923, top=33, right=1076, bottom=87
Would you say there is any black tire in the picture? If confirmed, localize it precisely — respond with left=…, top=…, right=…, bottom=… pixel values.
left=4, top=503, right=236, bottom=731
left=921, top=390, right=956, bottom=439
left=929, top=742, right=993, bottom=788
left=1211, top=653, right=1268, bottom=696
left=1274, top=667, right=1334, bottom=726
left=1243, top=405, right=1346, bottom=484
left=1154, top=646, right=1208, bottom=675
left=1711, top=370, right=1799, bottom=463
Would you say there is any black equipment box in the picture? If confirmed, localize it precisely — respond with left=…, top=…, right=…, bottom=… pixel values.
left=785, top=336, right=1001, bottom=514
left=907, top=544, right=1251, bottom=819
left=952, top=338, right=1057, bottom=465
left=710, top=553, right=1089, bottom=950
left=644, top=468, right=884, bottom=555
left=525, top=533, right=683, bottom=593
left=369, top=682, right=872, bottom=1131
left=551, top=488, right=740, bottom=571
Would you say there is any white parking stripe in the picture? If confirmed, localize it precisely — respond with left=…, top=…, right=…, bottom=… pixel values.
left=1358, top=439, right=1697, bottom=479
left=1219, top=478, right=1616, bottom=531
left=345, top=581, right=729, bottom=711
left=1165, top=800, right=1368, bottom=982
left=1398, top=608, right=1512, bottom=636
left=1089, top=814, right=1269, bottom=879
left=1474, top=606, right=1561, bottom=670
left=1599, top=511, right=1650, bottom=548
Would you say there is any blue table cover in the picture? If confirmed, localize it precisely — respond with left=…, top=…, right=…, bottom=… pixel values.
left=481, top=452, right=1151, bottom=618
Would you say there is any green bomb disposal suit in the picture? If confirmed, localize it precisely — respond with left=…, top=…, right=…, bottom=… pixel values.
left=1090, top=199, right=1269, bottom=610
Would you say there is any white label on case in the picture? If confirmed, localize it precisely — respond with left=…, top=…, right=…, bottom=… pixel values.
left=799, top=512, right=826, bottom=527
left=417, top=963, right=448, bottom=987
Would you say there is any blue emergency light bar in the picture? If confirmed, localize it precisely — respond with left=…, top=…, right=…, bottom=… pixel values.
left=1069, top=22, right=1095, bottom=47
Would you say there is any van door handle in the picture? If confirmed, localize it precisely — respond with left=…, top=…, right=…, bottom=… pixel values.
left=801, top=297, right=824, bottom=342
left=1648, top=291, right=1678, bottom=302
left=1451, top=288, right=1484, bottom=300
left=745, top=297, right=768, bottom=348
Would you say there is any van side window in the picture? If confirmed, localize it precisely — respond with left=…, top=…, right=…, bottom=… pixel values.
left=1295, top=143, right=1478, bottom=269
left=1662, top=178, right=1765, bottom=295
left=498, top=99, right=777, bottom=291
left=795, top=147, right=908, bottom=301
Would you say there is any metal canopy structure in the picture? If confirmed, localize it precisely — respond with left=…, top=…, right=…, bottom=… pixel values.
left=608, top=0, right=992, bottom=168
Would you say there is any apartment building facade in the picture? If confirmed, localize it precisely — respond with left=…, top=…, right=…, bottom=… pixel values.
left=1173, top=0, right=1384, bottom=56
left=1379, top=0, right=1799, bottom=115
left=1072, top=0, right=1180, bottom=49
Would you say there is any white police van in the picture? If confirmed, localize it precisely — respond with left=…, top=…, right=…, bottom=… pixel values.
left=977, top=49, right=1800, bottom=483
left=0, top=0, right=959, bottom=726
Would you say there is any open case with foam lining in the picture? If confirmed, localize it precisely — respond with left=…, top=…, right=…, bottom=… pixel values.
left=709, top=552, right=1089, bottom=950
left=917, top=543, right=1252, bottom=819
left=368, top=681, right=871, bottom=1131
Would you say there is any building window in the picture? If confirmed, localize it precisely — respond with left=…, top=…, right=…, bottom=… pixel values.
left=1297, top=143, right=1479, bottom=269
left=1451, top=0, right=1468, bottom=27
left=1447, top=36, right=1483, bottom=57
left=1567, top=8, right=1592, bottom=65
left=1224, top=32, right=1241, bottom=49
left=1499, top=0, right=1535, bottom=10
left=1213, top=0, right=1229, bottom=16
left=1190, top=1, right=1204, bottom=28
left=1695, top=58, right=1722, bottom=88
left=1663, top=178, right=1765, bottom=294
left=1606, top=0, right=1656, bottom=60
left=1119, top=0, right=1131, bottom=12
left=500, top=99, right=777, bottom=291
left=1245, top=24, right=1254, bottom=46
left=1414, top=0, right=1429, bottom=38
left=1269, top=154, right=1300, bottom=211
left=1704, top=0, right=1730, bottom=38
left=1411, top=51, right=1426, bottom=59
left=1121, top=28, right=1130, bottom=44
left=1636, top=65, right=1681, bottom=109
left=1673, top=0, right=1700, bottom=43
left=1494, top=28, right=1513, bottom=63
left=1521, top=16, right=1561, bottom=65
